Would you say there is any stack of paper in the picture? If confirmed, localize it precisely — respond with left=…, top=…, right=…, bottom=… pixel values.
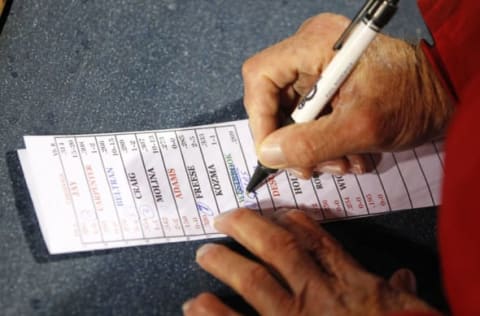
left=18, top=119, right=444, bottom=254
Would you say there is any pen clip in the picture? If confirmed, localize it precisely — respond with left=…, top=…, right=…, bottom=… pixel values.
left=333, top=0, right=378, bottom=50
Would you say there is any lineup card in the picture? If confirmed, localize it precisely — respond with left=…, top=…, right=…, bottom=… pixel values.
left=18, top=119, right=444, bottom=254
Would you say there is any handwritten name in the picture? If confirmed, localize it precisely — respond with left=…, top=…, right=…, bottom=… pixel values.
left=225, top=154, right=244, bottom=203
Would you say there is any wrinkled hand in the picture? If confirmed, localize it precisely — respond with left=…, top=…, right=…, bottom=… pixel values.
left=183, top=209, right=438, bottom=316
left=242, top=13, right=453, bottom=178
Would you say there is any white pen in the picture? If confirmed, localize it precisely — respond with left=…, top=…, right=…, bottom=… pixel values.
left=246, top=0, right=399, bottom=193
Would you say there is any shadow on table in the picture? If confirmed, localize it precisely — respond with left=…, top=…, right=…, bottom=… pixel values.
left=199, top=218, right=450, bottom=315
left=324, top=215, right=449, bottom=313
left=223, top=216, right=449, bottom=315
left=186, top=98, right=248, bottom=127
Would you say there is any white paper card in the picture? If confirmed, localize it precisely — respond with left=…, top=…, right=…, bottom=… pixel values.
left=18, top=119, right=444, bottom=254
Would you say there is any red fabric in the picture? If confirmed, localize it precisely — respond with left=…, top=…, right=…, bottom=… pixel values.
left=441, top=70, right=480, bottom=316
left=417, top=0, right=480, bottom=100
left=397, top=0, right=480, bottom=315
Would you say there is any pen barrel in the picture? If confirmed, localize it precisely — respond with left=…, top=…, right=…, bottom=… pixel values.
left=291, top=20, right=378, bottom=123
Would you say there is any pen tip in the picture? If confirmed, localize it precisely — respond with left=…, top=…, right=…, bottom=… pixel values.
left=246, top=163, right=278, bottom=194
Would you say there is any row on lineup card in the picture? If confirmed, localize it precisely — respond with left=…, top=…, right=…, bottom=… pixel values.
left=18, top=119, right=445, bottom=254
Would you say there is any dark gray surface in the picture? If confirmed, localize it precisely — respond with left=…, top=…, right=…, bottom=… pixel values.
left=0, top=0, right=446, bottom=315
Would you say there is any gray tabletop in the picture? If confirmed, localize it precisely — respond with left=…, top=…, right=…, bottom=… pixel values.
left=0, top=0, right=447, bottom=315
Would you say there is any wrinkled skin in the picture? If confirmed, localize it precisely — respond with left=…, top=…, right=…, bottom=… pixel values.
left=183, top=209, right=439, bottom=316
left=242, top=13, right=453, bottom=178
left=183, top=12, right=452, bottom=316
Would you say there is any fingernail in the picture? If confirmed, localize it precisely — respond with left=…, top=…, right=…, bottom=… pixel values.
left=214, top=209, right=235, bottom=225
left=350, top=163, right=365, bottom=175
left=316, top=165, right=345, bottom=175
left=182, top=298, right=194, bottom=313
left=196, top=243, right=216, bottom=261
left=259, top=138, right=286, bottom=167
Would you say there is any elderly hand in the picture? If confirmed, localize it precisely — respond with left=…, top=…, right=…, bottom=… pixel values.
left=242, top=13, right=453, bottom=178
left=182, top=209, right=439, bottom=316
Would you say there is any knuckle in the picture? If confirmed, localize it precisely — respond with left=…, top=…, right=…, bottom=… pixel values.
left=298, top=13, right=349, bottom=34
left=370, top=275, right=390, bottom=295
left=264, top=230, right=300, bottom=258
left=219, top=209, right=257, bottom=228
left=241, top=57, right=258, bottom=81
left=373, top=110, right=409, bottom=150
left=298, top=16, right=315, bottom=31
left=348, top=107, right=381, bottom=149
left=230, top=208, right=252, bottom=222
left=284, top=209, right=313, bottom=224
left=238, top=264, right=272, bottom=293
left=287, top=136, right=320, bottom=167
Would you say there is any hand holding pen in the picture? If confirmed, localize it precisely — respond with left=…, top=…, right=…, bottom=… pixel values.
left=244, top=1, right=453, bottom=192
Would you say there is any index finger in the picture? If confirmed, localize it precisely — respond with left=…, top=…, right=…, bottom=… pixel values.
left=242, top=39, right=300, bottom=148
left=242, top=14, right=350, bottom=150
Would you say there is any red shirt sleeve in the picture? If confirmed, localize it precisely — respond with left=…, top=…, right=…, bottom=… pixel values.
left=417, top=1, right=480, bottom=315
left=417, top=0, right=480, bottom=100
left=387, top=1, right=480, bottom=315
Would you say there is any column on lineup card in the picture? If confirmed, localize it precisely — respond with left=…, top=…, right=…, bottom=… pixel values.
left=285, top=172, right=324, bottom=220
left=332, top=173, right=369, bottom=217
left=215, top=126, right=259, bottom=211
left=76, top=136, right=123, bottom=242
left=116, top=134, right=164, bottom=238
left=312, top=173, right=347, bottom=220
left=375, top=152, right=413, bottom=211
left=413, top=143, right=443, bottom=205
left=234, top=121, right=275, bottom=215
left=96, top=135, right=144, bottom=240
left=135, top=133, right=185, bottom=237
left=264, top=171, right=295, bottom=211
left=393, top=149, right=435, bottom=209
left=434, top=141, right=445, bottom=167
left=353, top=155, right=391, bottom=214
left=195, top=128, right=240, bottom=215
left=55, top=137, right=102, bottom=243
left=175, top=129, right=218, bottom=234
left=156, top=131, right=205, bottom=236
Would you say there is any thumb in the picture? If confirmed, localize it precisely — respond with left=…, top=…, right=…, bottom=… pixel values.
left=258, top=109, right=373, bottom=169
